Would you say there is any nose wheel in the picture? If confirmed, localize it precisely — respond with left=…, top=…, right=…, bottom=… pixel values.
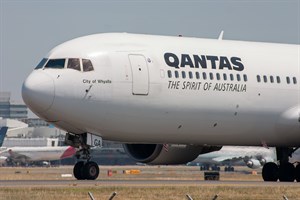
left=73, top=148, right=100, bottom=180
left=73, top=161, right=99, bottom=180
left=64, top=132, right=101, bottom=180
left=73, top=161, right=85, bottom=180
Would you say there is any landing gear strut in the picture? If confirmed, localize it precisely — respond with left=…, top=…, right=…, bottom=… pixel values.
left=65, top=133, right=100, bottom=180
left=262, top=147, right=299, bottom=182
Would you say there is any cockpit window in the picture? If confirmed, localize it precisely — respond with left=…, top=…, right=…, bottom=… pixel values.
left=44, top=59, right=65, bottom=69
left=35, top=58, right=48, bottom=69
left=41, top=58, right=93, bottom=71
left=67, top=58, right=81, bottom=71
left=82, top=59, right=94, bottom=72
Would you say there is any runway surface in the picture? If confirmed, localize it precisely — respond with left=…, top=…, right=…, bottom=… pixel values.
left=1, top=166, right=300, bottom=188
left=0, top=179, right=299, bottom=187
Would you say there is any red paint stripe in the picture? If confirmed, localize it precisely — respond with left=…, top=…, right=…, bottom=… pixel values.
left=60, top=146, right=76, bottom=159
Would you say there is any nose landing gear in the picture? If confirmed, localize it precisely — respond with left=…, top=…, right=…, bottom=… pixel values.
left=65, top=132, right=101, bottom=180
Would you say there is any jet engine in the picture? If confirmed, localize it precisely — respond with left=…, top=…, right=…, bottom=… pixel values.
left=259, top=157, right=274, bottom=166
left=246, top=159, right=262, bottom=169
left=123, top=144, right=221, bottom=165
left=0, top=156, right=7, bottom=166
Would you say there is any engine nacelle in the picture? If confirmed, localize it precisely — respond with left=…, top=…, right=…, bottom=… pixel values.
left=246, top=159, right=261, bottom=169
left=0, top=156, right=7, bottom=165
left=123, top=144, right=221, bottom=165
left=259, top=157, right=274, bottom=166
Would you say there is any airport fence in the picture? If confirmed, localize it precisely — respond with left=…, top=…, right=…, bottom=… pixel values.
left=88, top=192, right=294, bottom=200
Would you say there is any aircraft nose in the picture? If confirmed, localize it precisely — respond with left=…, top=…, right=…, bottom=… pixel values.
left=22, top=71, right=55, bottom=114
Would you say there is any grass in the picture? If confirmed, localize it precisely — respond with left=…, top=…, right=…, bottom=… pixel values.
left=0, top=166, right=299, bottom=200
left=1, top=186, right=300, bottom=200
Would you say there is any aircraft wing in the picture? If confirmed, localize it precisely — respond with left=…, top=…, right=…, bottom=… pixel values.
left=212, top=156, right=244, bottom=162
left=193, top=146, right=276, bottom=169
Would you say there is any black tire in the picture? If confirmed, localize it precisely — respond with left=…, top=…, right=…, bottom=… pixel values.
left=73, top=161, right=85, bottom=180
left=83, top=161, right=99, bottom=180
left=279, top=162, right=295, bottom=182
left=295, top=164, right=300, bottom=182
left=262, top=162, right=278, bottom=182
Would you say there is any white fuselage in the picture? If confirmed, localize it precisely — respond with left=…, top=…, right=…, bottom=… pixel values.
left=22, top=33, right=300, bottom=147
left=0, top=146, right=75, bottom=162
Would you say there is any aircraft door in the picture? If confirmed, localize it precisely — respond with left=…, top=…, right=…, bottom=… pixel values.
left=129, top=54, right=149, bottom=95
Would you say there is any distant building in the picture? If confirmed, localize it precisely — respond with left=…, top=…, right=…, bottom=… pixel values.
left=22, top=118, right=49, bottom=127
left=0, top=117, right=29, bottom=137
left=0, top=117, right=66, bottom=138
left=0, top=92, right=28, bottom=119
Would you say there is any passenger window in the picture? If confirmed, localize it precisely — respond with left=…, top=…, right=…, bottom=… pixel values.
left=175, top=71, right=179, bottom=78
left=236, top=74, right=241, bottom=82
left=270, top=76, right=274, bottom=83
left=202, top=72, right=207, bottom=80
left=243, top=74, right=248, bottom=82
left=182, top=71, right=186, bottom=79
left=82, top=59, right=94, bottom=72
left=209, top=73, right=213, bottom=80
left=263, top=75, right=267, bottom=83
left=276, top=76, right=281, bottom=83
left=44, top=59, right=65, bottom=69
left=189, top=71, right=193, bottom=79
left=293, top=77, right=297, bottom=84
left=257, top=75, right=261, bottom=83
left=195, top=72, right=200, bottom=79
left=167, top=70, right=172, bottom=78
left=230, top=74, right=234, bottom=81
left=286, top=77, right=290, bottom=84
left=67, top=58, right=81, bottom=71
left=35, top=58, right=48, bottom=69
left=223, top=73, right=227, bottom=81
left=216, top=73, right=220, bottom=80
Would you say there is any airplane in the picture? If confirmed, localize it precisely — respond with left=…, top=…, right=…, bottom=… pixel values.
left=190, top=146, right=276, bottom=171
left=0, top=126, right=76, bottom=166
left=0, top=146, right=76, bottom=166
left=21, top=33, right=300, bottom=182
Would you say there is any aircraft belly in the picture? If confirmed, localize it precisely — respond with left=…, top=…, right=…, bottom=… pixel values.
left=98, top=103, right=298, bottom=146
left=89, top=78, right=298, bottom=146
